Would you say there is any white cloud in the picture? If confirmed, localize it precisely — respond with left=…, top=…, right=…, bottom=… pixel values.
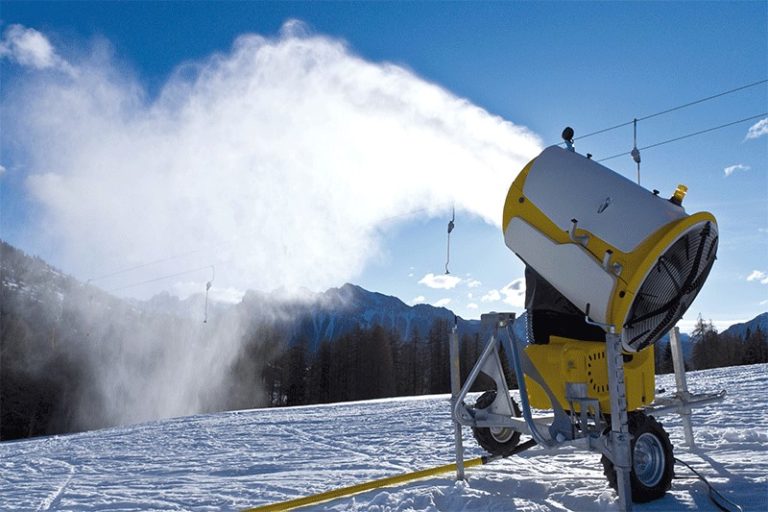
left=500, top=278, right=526, bottom=308
left=466, top=278, right=482, bottom=288
left=746, top=270, right=768, bottom=285
left=760, top=299, right=768, bottom=306
left=746, top=118, right=768, bottom=140
left=0, top=24, right=72, bottom=73
left=411, top=295, right=426, bottom=305
left=467, top=302, right=479, bottom=310
left=0, top=164, right=5, bottom=176
left=6, top=21, right=541, bottom=298
left=434, top=298, right=451, bottom=307
left=419, top=273, right=462, bottom=290
left=723, top=164, right=750, bottom=177
left=480, top=278, right=526, bottom=307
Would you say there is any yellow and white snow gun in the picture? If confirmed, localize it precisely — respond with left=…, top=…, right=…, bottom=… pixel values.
left=451, top=135, right=724, bottom=511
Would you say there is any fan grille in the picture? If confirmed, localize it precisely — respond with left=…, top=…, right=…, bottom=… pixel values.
left=623, top=221, right=718, bottom=351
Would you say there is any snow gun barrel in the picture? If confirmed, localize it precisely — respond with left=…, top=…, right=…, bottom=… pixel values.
left=502, top=146, right=718, bottom=351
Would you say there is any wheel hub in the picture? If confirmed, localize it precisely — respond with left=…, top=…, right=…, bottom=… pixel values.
left=634, top=432, right=666, bottom=487
left=490, top=426, right=515, bottom=443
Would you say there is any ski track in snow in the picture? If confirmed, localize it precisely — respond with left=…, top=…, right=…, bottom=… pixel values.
left=1, top=364, right=766, bottom=511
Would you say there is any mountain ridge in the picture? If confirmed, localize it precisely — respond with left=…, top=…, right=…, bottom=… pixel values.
left=3, top=239, right=766, bottom=351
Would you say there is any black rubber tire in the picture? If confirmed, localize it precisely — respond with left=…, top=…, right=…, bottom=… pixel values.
left=601, top=412, right=675, bottom=503
left=471, top=390, right=522, bottom=456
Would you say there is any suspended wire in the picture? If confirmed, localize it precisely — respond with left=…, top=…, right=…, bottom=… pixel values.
left=92, top=206, right=434, bottom=288
left=88, top=247, right=221, bottom=284
left=597, top=112, right=767, bottom=163
left=635, top=78, right=767, bottom=123
left=549, top=78, right=767, bottom=146
left=109, top=265, right=216, bottom=292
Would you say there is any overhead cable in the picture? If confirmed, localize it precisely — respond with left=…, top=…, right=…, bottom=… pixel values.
left=634, top=79, right=767, bottom=124
left=597, top=112, right=767, bottom=163
left=109, top=265, right=216, bottom=292
left=88, top=248, right=219, bottom=283
left=92, top=205, right=433, bottom=287
left=549, top=78, right=767, bottom=145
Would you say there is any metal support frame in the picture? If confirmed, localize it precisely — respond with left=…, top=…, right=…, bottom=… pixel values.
left=454, top=316, right=516, bottom=428
left=606, top=331, right=633, bottom=512
left=448, top=319, right=465, bottom=480
left=670, top=326, right=695, bottom=448
left=450, top=312, right=725, bottom=512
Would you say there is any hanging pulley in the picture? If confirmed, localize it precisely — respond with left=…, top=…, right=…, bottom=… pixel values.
left=445, top=206, right=455, bottom=274
left=203, top=265, right=215, bottom=323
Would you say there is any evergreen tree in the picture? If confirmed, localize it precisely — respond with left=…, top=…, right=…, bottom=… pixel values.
left=654, top=341, right=674, bottom=375
left=427, top=318, right=451, bottom=394
left=283, top=339, right=309, bottom=406
left=743, top=327, right=767, bottom=365
left=307, top=339, right=332, bottom=404
left=690, top=314, right=719, bottom=370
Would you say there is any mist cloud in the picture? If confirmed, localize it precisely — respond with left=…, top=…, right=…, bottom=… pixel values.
left=2, top=21, right=542, bottom=427
left=4, top=20, right=541, bottom=298
left=0, top=24, right=72, bottom=72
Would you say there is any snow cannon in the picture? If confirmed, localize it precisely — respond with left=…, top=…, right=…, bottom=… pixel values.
left=452, top=138, right=727, bottom=509
left=502, top=145, right=718, bottom=351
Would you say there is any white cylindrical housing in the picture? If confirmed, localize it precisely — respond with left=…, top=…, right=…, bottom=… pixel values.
left=503, top=146, right=718, bottom=350
left=522, top=147, right=687, bottom=253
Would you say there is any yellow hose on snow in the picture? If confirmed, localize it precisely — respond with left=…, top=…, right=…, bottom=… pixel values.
left=244, top=456, right=486, bottom=511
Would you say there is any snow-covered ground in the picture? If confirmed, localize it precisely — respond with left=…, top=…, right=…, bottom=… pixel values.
left=1, top=364, right=766, bottom=511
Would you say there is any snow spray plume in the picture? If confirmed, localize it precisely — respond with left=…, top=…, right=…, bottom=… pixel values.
left=1, top=21, right=542, bottom=427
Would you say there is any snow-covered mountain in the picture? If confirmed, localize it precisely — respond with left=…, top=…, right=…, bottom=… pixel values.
left=134, top=282, right=483, bottom=352
left=1, top=240, right=480, bottom=352
left=4, top=238, right=764, bottom=357
left=243, top=282, right=481, bottom=352
left=2, top=363, right=765, bottom=511
left=721, top=312, right=768, bottom=340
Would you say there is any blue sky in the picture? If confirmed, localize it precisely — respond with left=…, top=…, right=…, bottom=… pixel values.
left=1, top=1, right=766, bottom=332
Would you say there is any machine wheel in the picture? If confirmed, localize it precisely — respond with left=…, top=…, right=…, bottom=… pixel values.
left=472, top=390, right=522, bottom=456
left=601, top=412, right=675, bottom=503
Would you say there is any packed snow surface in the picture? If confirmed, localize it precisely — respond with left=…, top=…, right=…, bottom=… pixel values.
left=1, top=364, right=766, bottom=511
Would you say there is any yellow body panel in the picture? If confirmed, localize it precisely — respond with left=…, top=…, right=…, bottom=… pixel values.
left=524, top=337, right=655, bottom=413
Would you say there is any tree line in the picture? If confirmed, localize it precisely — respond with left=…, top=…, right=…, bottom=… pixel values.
left=654, top=314, right=768, bottom=374
left=689, top=315, right=767, bottom=370
left=3, top=240, right=767, bottom=439
left=259, top=319, right=502, bottom=408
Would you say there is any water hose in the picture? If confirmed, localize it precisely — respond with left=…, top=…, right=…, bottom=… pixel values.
left=245, top=439, right=536, bottom=511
